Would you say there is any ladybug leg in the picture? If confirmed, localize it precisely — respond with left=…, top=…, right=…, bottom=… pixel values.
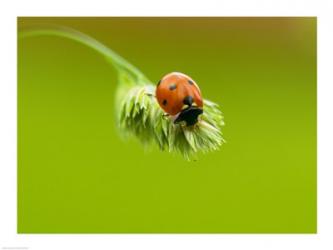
left=145, top=93, right=155, bottom=97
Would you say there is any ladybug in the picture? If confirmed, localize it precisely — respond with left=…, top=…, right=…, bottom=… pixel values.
left=155, top=72, right=203, bottom=126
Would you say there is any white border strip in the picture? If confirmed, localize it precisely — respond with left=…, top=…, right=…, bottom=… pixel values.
left=1, top=0, right=332, bottom=250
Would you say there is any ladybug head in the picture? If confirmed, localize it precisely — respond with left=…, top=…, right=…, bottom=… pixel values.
left=174, top=106, right=203, bottom=126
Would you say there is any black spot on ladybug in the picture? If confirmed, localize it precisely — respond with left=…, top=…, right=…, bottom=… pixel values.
left=169, top=84, right=177, bottom=91
left=183, top=95, right=193, bottom=106
left=162, top=99, right=167, bottom=106
left=188, top=80, right=194, bottom=85
left=157, top=80, right=161, bottom=86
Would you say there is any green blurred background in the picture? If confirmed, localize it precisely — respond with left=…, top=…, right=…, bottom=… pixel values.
left=17, top=17, right=316, bottom=233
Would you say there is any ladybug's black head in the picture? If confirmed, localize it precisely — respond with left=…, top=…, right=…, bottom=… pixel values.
left=174, top=106, right=203, bottom=126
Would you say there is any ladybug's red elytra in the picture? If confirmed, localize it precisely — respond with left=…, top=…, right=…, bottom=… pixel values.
left=155, top=72, right=203, bottom=126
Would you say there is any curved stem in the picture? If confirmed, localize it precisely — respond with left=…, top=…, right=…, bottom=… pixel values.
left=18, top=26, right=150, bottom=84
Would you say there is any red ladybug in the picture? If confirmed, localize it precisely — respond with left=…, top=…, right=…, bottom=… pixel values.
left=155, top=72, right=203, bottom=126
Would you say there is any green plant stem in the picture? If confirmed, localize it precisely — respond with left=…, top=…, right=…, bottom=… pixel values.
left=18, top=26, right=150, bottom=85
